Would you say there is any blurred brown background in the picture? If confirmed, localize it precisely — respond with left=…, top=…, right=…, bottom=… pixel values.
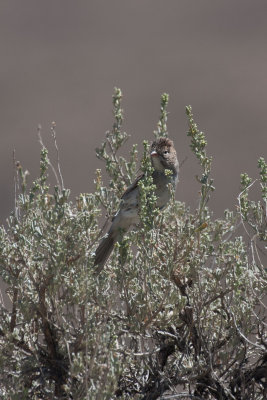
left=1, top=0, right=267, bottom=223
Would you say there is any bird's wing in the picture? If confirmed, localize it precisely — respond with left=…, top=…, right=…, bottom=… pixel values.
left=121, top=173, right=144, bottom=199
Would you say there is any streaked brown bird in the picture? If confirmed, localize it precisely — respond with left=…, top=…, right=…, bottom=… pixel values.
left=94, top=137, right=179, bottom=273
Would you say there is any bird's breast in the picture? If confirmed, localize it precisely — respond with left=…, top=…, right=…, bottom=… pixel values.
left=153, top=171, right=177, bottom=208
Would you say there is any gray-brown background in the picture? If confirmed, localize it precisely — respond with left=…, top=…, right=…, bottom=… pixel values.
left=1, top=0, right=267, bottom=223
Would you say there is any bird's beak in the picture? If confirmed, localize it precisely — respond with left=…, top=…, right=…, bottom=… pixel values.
left=150, top=150, right=158, bottom=157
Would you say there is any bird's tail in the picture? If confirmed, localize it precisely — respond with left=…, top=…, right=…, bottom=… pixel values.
left=94, top=230, right=117, bottom=274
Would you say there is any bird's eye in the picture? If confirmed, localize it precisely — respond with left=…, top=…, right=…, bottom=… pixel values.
left=163, top=150, right=169, bottom=155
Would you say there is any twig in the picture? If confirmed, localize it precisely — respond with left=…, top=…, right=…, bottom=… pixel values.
left=237, top=179, right=258, bottom=239
left=230, top=310, right=265, bottom=351
left=160, top=395, right=205, bottom=400
left=51, top=122, right=64, bottom=189
left=179, top=156, right=188, bottom=169
left=10, top=287, right=18, bottom=332
left=106, top=135, right=128, bottom=184
left=13, top=149, right=20, bottom=219
left=37, top=124, right=61, bottom=189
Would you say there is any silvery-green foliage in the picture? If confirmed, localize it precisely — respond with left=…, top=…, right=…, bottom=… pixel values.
left=0, top=90, right=266, bottom=399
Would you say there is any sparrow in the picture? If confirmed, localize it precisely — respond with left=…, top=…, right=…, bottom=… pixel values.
left=94, top=137, right=179, bottom=273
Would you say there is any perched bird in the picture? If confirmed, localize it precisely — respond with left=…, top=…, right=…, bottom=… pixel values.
left=94, top=137, right=179, bottom=272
